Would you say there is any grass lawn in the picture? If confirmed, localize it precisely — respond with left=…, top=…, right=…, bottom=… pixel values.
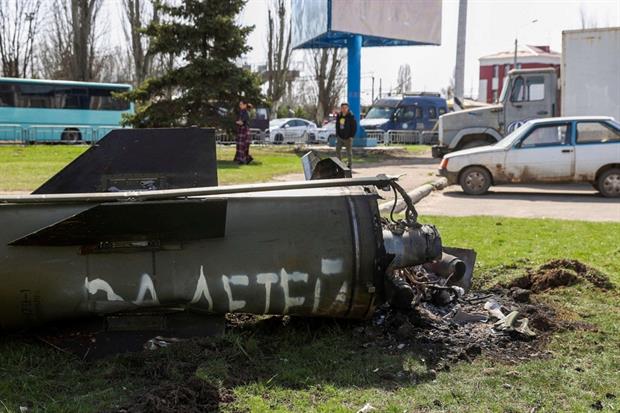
left=0, top=144, right=415, bottom=192
left=0, top=216, right=618, bottom=412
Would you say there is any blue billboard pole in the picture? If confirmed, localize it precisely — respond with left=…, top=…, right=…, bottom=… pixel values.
left=347, top=34, right=373, bottom=146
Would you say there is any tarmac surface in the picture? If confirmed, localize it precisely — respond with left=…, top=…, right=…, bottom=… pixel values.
left=278, top=150, right=620, bottom=222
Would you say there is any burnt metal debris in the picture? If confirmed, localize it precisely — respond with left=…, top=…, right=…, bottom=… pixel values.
left=0, top=130, right=475, bottom=331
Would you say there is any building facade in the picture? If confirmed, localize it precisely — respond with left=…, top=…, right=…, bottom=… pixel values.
left=478, top=45, right=560, bottom=103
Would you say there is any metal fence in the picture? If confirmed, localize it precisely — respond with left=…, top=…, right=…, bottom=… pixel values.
left=0, top=125, right=120, bottom=144
left=0, top=125, right=24, bottom=143
left=215, top=128, right=266, bottom=145
left=384, top=130, right=421, bottom=145
left=364, top=130, right=386, bottom=144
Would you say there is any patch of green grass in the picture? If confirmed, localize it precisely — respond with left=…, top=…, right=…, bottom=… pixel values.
left=0, top=193, right=618, bottom=411
left=401, top=144, right=430, bottom=155
left=0, top=145, right=88, bottom=192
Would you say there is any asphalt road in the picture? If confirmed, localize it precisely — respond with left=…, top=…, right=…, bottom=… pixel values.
left=279, top=150, right=620, bottom=222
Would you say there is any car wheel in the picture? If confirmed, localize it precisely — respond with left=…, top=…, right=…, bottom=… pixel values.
left=597, top=168, right=620, bottom=198
left=459, top=166, right=492, bottom=195
left=274, top=133, right=284, bottom=144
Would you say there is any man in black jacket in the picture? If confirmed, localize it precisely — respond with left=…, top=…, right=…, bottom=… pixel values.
left=335, top=102, right=357, bottom=168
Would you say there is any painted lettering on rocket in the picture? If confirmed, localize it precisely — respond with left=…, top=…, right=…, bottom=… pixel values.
left=222, top=275, right=249, bottom=312
left=84, top=257, right=346, bottom=314
left=133, top=273, right=159, bottom=305
left=85, top=277, right=124, bottom=301
left=256, top=272, right=278, bottom=313
left=312, top=278, right=322, bottom=313
left=190, top=265, right=213, bottom=310
left=280, top=269, right=308, bottom=314
left=321, top=258, right=344, bottom=275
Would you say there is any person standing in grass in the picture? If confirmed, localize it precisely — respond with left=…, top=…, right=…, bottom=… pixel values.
left=234, top=99, right=253, bottom=165
left=335, top=102, right=356, bottom=169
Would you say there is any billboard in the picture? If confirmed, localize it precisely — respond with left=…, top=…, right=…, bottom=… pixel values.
left=292, top=0, right=442, bottom=49
left=291, top=0, right=329, bottom=49
left=331, top=0, right=441, bottom=46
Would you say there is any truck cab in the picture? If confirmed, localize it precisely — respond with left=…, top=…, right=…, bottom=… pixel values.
left=361, top=93, right=448, bottom=133
left=433, top=68, right=558, bottom=158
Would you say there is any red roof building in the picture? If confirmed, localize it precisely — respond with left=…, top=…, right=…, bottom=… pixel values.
left=478, top=45, right=560, bottom=103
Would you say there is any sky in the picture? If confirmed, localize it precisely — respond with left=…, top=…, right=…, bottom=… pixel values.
left=100, top=0, right=620, bottom=104
left=237, top=0, right=620, bottom=103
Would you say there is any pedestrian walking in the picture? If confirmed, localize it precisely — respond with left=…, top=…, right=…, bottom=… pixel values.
left=234, top=99, right=253, bottom=165
left=335, top=102, right=357, bottom=168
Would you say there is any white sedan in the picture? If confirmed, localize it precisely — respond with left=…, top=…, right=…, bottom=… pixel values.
left=316, top=120, right=336, bottom=143
left=438, top=116, right=620, bottom=197
left=268, top=118, right=317, bottom=144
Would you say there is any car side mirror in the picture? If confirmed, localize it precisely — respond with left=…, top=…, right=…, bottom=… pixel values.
left=283, top=124, right=289, bottom=129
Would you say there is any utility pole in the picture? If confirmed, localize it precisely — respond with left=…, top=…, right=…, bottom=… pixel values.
left=371, top=75, right=375, bottom=102
left=26, top=12, right=36, bottom=78
left=379, top=78, right=382, bottom=99
left=454, top=0, right=468, bottom=100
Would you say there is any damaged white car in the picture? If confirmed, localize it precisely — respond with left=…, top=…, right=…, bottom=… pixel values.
left=438, top=116, right=620, bottom=197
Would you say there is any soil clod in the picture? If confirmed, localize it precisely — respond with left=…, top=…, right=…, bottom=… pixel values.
left=506, top=259, right=613, bottom=292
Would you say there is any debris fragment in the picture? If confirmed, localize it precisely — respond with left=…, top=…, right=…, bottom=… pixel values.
left=144, top=336, right=185, bottom=351
left=356, top=403, right=377, bottom=413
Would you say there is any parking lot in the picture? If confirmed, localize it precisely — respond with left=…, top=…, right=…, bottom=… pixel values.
left=280, top=149, right=620, bottom=222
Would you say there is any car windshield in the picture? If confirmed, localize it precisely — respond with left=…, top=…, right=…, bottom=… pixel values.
left=365, top=106, right=394, bottom=119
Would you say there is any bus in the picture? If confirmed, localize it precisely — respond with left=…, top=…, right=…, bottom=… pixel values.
left=0, top=77, right=133, bottom=143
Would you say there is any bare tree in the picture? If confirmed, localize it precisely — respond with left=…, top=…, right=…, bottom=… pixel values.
left=122, top=0, right=159, bottom=85
left=0, top=0, right=42, bottom=77
left=309, top=48, right=345, bottom=125
left=40, top=0, right=104, bottom=81
left=266, top=0, right=292, bottom=112
left=396, top=64, right=412, bottom=94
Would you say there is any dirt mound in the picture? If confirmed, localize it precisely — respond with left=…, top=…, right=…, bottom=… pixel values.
left=507, top=259, right=614, bottom=292
left=128, top=377, right=222, bottom=413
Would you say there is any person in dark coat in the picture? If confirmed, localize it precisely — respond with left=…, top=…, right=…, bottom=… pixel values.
left=234, top=100, right=253, bottom=164
left=335, top=102, right=357, bottom=168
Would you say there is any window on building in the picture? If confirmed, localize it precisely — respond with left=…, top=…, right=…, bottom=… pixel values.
left=576, top=122, right=620, bottom=144
left=504, top=64, right=511, bottom=74
left=493, top=65, right=499, bottom=78
left=517, top=63, right=522, bottom=69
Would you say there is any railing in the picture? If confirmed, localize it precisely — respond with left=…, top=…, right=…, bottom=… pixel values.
left=364, top=129, right=386, bottom=144
left=0, top=124, right=120, bottom=144
left=216, top=128, right=267, bottom=145
left=384, top=130, right=421, bottom=145
left=0, top=124, right=25, bottom=143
